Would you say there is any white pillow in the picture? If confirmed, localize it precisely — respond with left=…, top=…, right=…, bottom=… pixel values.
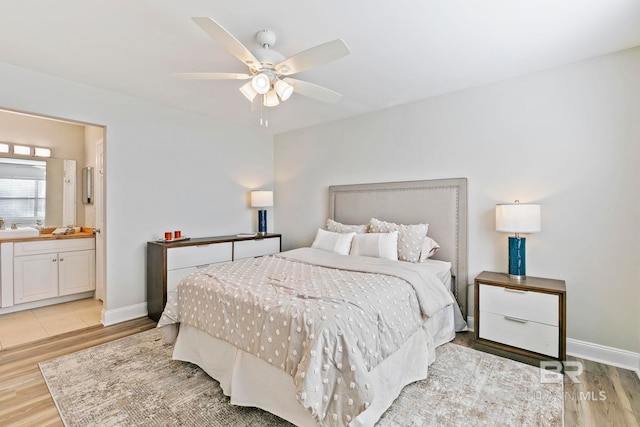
left=350, top=231, right=399, bottom=261
left=326, top=218, right=368, bottom=234
left=419, top=236, right=441, bottom=261
left=369, top=218, right=428, bottom=262
left=311, top=228, right=355, bottom=255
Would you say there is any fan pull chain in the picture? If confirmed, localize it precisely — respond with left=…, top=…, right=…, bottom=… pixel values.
left=260, top=96, right=264, bottom=126
left=259, top=94, right=269, bottom=127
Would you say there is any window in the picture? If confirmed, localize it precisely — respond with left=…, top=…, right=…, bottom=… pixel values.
left=0, top=158, right=46, bottom=226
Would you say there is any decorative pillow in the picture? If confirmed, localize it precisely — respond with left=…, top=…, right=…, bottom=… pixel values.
left=326, top=218, right=368, bottom=234
left=419, top=236, right=441, bottom=261
left=368, top=218, right=428, bottom=262
left=311, top=228, right=355, bottom=255
left=350, top=231, right=399, bottom=261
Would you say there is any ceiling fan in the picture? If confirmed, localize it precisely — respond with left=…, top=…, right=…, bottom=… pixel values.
left=174, top=17, right=351, bottom=111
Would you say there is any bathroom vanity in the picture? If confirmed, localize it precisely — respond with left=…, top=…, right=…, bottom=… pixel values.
left=0, top=231, right=96, bottom=313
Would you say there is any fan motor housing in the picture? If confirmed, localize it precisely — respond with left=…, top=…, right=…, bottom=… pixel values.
left=251, top=48, right=285, bottom=69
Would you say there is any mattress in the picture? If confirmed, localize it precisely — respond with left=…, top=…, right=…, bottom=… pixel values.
left=419, top=258, right=453, bottom=291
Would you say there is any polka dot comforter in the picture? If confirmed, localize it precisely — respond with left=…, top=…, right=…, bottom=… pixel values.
left=158, top=247, right=454, bottom=426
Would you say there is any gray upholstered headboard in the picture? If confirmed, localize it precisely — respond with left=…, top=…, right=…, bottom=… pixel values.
left=328, top=178, right=468, bottom=317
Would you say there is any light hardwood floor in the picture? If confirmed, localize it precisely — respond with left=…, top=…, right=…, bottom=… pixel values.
left=0, top=317, right=156, bottom=426
left=0, top=322, right=638, bottom=426
left=453, top=332, right=640, bottom=427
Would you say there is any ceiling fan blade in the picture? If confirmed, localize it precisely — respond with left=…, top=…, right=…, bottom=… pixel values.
left=192, top=17, right=261, bottom=71
left=283, top=78, right=343, bottom=103
left=276, top=39, right=350, bottom=76
left=172, top=72, right=251, bottom=80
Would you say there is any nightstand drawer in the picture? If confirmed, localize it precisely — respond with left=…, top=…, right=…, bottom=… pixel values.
left=479, top=312, right=559, bottom=357
left=167, top=242, right=232, bottom=270
left=479, top=284, right=558, bottom=326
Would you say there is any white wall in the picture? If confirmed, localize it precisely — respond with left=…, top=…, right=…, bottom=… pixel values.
left=0, top=62, right=273, bottom=317
left=274, top=47, right=640, bottom=354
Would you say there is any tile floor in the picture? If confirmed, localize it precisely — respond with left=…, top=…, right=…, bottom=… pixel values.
left=0, top=298, right=102, bottom=350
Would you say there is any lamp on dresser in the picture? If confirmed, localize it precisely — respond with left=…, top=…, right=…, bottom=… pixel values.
left=250, top=190, right=273, bottom=236
left=495, top=200, right=541, bottom=280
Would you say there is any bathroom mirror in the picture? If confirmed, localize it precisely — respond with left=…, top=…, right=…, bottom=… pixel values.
left=0, top=156, right=76, bottom=227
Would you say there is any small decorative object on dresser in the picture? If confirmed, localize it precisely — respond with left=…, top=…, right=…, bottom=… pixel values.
left=474, top=271, right=566, bottom=362
left=146, top=233, right=281, bottom=321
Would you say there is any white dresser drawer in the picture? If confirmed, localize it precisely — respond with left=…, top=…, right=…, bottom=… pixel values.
left=479, top=284, right=558, bottom=326
left=167, top=267, right=197, bottom=293
left=234, top=237, right=280, bottom=260
left=479, top=311, right=559, bottom=357
left=167, top=242, right=232, bottom=270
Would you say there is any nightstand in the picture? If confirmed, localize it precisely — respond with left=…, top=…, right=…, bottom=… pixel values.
left=474, top=271, right=566, bottom=361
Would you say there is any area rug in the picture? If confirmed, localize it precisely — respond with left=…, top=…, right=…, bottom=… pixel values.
left=39, top=328, right=563, bottom=426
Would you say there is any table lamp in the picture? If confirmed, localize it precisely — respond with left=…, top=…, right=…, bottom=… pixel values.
left=496, top=200, right=541, bottom=279
left=250, top=190, right=273, bottom=236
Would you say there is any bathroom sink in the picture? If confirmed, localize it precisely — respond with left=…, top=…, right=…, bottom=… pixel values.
left=0, top=227, right=40, bottom=239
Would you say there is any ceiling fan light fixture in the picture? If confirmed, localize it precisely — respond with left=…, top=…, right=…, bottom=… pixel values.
left=251, top=73, right=271, bottom=94
left=239, top=81, right=257, bottom=101
left=274, top=79, right=293, bottom=101
left=263, top=90, right=280, bottom=107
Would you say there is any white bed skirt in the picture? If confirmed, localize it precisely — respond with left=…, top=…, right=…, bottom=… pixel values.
left=170, top=305, right=455, bottom=427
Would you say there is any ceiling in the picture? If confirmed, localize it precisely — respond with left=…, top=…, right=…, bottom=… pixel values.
left=1, top=1, right=640, bottom=135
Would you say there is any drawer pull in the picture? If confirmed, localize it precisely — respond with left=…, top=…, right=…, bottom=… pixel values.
left=195, top=264, right=210, bottom=269
left=504, top=315, right=528, bottom=324
left=504, top=288, right=527, bottom=294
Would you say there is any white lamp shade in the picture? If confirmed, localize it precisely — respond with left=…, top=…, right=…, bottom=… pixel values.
left=239, top=81, right=257, bottom=101
left=250, top=190, right=273, bottom=208
left=496, top=203, right=541, bottom=233
left=251, top=73, right=271, bottom=94
left=274, top=79, right=293, bottom=101
left=263, top=90, right=280, bottom=107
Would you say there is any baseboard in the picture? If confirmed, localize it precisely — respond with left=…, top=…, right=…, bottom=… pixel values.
left=567, top=338, right=640, bottom=378
left=102, top=302, right=148, bottom=326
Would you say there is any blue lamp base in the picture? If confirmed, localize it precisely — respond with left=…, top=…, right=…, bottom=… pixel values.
left=257, top=209, right=267, bottom=235
left=508, top=236, right=526, bottom=279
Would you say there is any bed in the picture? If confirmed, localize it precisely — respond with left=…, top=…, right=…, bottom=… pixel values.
left=157, top=178, right=468, bottom=427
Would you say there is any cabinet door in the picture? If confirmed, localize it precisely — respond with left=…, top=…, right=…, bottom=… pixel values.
left=58, top=250, right=96, bottom=296
left=14, top=253, right=59, bottom=304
